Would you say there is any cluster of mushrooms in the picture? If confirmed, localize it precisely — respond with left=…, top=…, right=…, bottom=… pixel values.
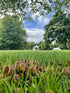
left=0, top=59, right=70, bottom=82
left=49, top=60, right=70, bottom=77
left=0, top=59, right=70, bottom=93
left=0, top=58, right=46, bottom=81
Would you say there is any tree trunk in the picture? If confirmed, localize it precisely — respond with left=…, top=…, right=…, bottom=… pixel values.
left=68, top=40, right=70, bottom=49
left=64, top=43, right=67, bottom=49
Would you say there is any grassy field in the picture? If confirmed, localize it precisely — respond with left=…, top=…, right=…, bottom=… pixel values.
left=0, top=50, right=70, bottom=93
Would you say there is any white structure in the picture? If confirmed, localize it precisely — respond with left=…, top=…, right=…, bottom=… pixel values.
left=33, top=45, right=39, bottom=51
left=52, top=47, right=61, bottom=50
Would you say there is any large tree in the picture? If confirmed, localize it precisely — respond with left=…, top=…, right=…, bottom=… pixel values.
left=44, top=11, right=70, bottom=49
left=0, top=15, right=26, bottom=49
left=39, top=41, right=46, bottom=50
left=24, top=42, right=35, bottom=50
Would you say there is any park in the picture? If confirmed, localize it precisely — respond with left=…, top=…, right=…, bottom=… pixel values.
left=0, top=0, right=70, bottom=93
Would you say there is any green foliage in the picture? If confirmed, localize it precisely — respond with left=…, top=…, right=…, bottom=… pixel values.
left=39, top=41, right=46, bottom=50
left=44, top=11, right=70, bottom=49
left=0, top=50, right=70, bottom=93
left=0, top=50, right=70, bottom=66
left=0, top=15, right=26, bottom=50
left=0, top=0, right=69, bottom=18
left=39, top=41, right=53, bottom=50
left=24, top=42, right=36, bottom=50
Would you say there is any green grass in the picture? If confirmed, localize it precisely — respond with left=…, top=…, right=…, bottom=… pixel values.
left=0, top=50, right=70, bottom=65
left=0, top=50, right=70, bottom=93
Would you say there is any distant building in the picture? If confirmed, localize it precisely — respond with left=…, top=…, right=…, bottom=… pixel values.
left=33, top=45, right=39, bottom=51
left=52, top=47, right=61, bottom=50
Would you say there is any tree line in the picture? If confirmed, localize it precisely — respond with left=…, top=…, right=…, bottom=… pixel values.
left=0, top=0, right=70, bottom=50
left=43, top=10, right=70, bottom=50
left=0, top=11, right=70, bottom=50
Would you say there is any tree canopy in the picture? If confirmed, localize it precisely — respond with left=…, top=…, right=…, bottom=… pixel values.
left=0, top=15, right=26, bottom=49
left=44, top=11, right=70, bottom=49
left=0, top=0, right=69, bottom=19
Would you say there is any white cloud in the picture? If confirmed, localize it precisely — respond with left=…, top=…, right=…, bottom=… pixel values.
left=25, top=0, right=51, bottom=43
left=38, top=16, right=51, bottom=25
left=26, top=28, right=45, bottom=43
left=31, top=12, right=51, bottom=25
left=31, top=12, right=40, bottom=19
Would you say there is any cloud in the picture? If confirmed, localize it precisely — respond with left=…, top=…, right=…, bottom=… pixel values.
left=24, top=0, right=52, bottom=43
left=26, top=28, right=45, bottom=43
left=31, top=12, right=51, bottom=26
left=24, top=12, right=51, bottom=43
left=38, top=16, right=51, bottom=25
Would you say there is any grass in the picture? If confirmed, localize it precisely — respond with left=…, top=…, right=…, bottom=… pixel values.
left=0, top=50, right=70, bottom=65
left=0, top=50, right=70, bottom=93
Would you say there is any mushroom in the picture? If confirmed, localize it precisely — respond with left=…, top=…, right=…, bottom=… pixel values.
left=33, top=60, right=40, bottom=66
left=62, top=67, right=69, bottom=74
left=7, top=66, right=14, bottom=76
left=50, top=60, right=54, bottom=65
left=3, top=65, right=10, bottom=77
left=13, top=74, right=20, bottom=81
left=19, top=63, right=25, bottom=72
left=25, top=66, right=30, bottom=78
left=31, top=65, right=36, bottom=75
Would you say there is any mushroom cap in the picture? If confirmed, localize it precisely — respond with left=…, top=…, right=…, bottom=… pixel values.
left=7, top=66, right=14, bottom=76
left=31, top=65, right=36, bottom=75
left=13, top=74, right=20, bottom=81
left=33, top=61, right=40, bottom=66
left=62, top=67, right=69, bottom=74
left=3, top=65, right=10, bottom=77
left=19, top=63, right=25, bottom=72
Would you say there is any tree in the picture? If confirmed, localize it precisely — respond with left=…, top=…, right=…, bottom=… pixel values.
left=0, top=15, right=26, bottom=49
left=44, top=11, right=70, bottom=49
left=39, top=41, right=53, bottom=50
left=39, top=41, right=46, bottom=50
left=24, top=42, right=35, bottom=50
left=0, top=0, right=69, bottom=19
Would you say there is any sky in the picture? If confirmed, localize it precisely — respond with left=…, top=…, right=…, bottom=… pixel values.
left=0, top=0, right=69, bottom=43
left=24, top=15, right=52, bottom=43
left=23, top=0, right=54, bottom=43
left=0, top=0, right=53, bottom=43
left=24, top=0, right=70, bottom=43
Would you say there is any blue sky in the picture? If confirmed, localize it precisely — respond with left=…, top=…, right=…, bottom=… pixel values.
left=24, top=15, right=52, bottom=43
left=24, top=20, right=44, bottom=29
left=24, top=0, right=70, bottom=43
left=23, top=0, right=55, bottom=43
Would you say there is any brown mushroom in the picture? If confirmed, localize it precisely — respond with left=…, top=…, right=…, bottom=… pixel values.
left=25, top=60, right=30, bottom=66
left=3, top=65, right=10, bottom=77
left=13, top=74, right=20, bottom=81
left=38, top=66, right=43, bottom=72
left=36, top=66, right=41, bottom=75
left=50, top=60, right=54, bottom=65
left=25, top=66, right=30, bottom=77
left=33, top=60, right=40, bottom=66
left=14, top=61, right=20, bottom=71
left=31, top=65, right=36, bottom=75
left=7, top=66, right=14, bottom=76
left=20, top=58, right=24, bottom=62
left=41, top=65, right=46, bottom=72
left=62, top=67, right=69, bottom=74
left=19, top=63, right=25, bottom=72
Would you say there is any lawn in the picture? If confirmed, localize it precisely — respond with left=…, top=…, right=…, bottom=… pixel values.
left=0, top=50, right=70, bottom=93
